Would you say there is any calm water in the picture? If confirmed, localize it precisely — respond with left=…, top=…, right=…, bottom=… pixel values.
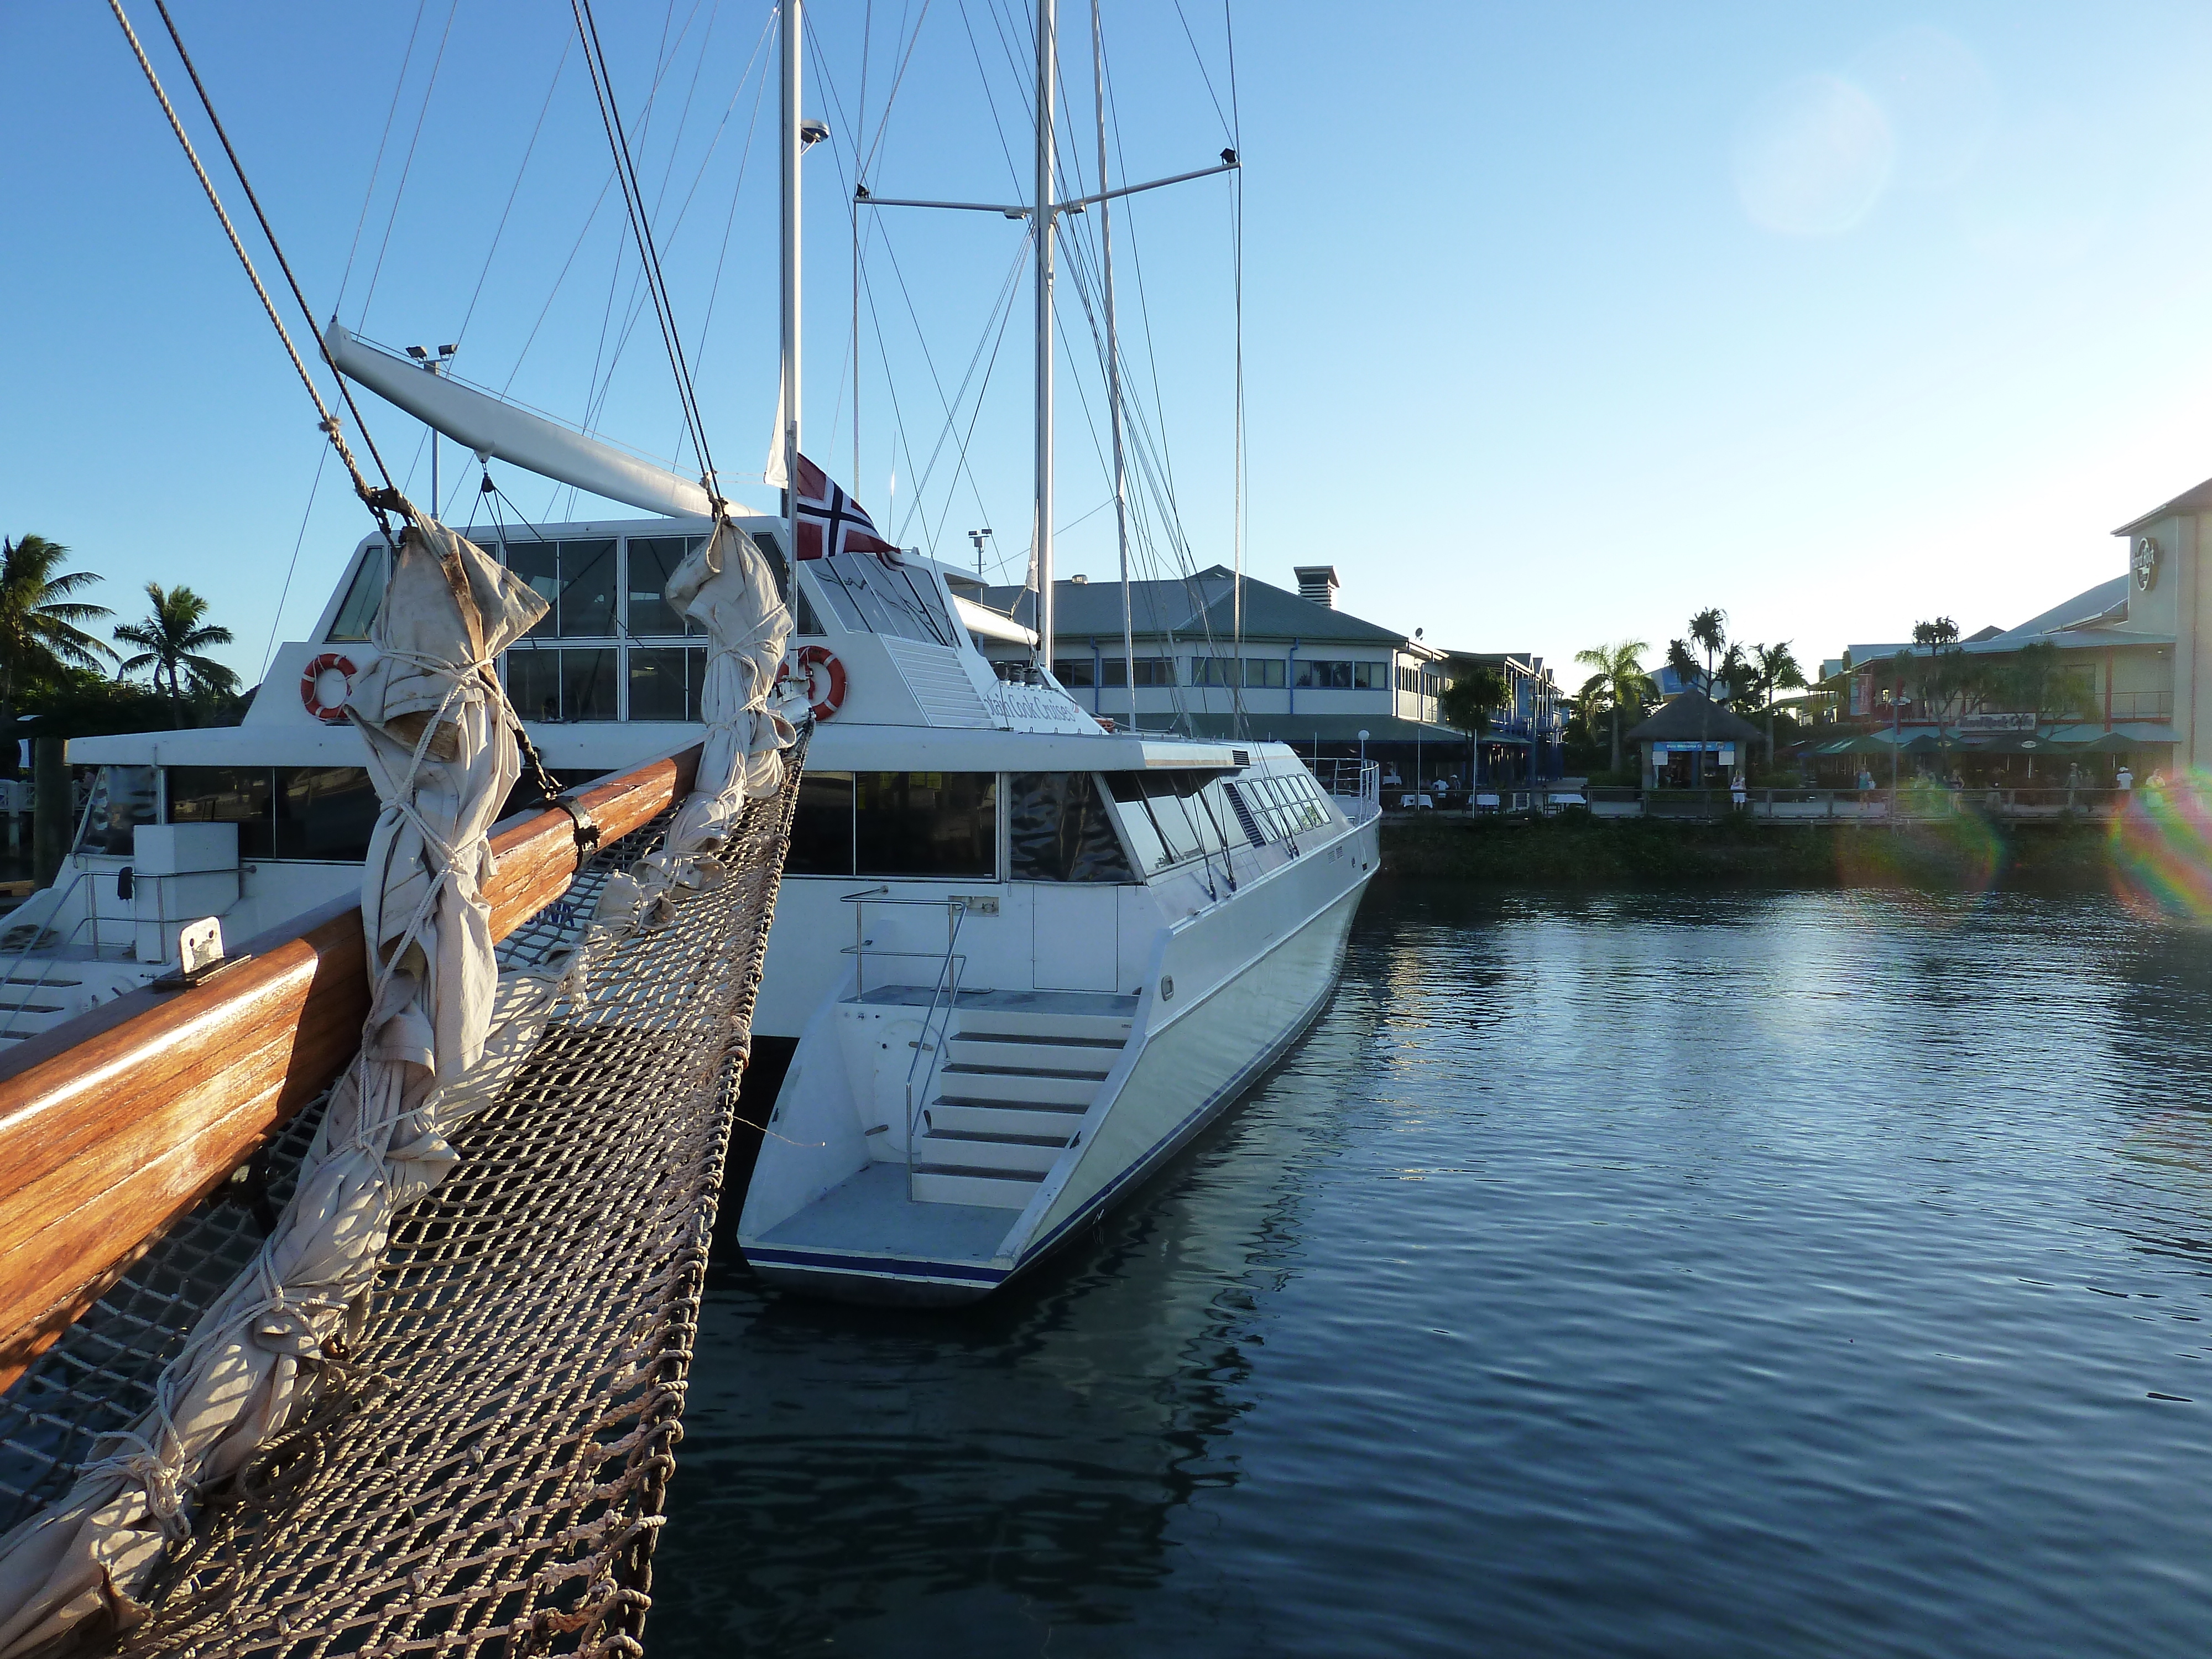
left=656, top=884, right=2212, bottom=1657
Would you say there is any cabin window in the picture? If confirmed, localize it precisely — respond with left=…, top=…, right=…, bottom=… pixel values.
left=855, top=772, right=997, bottom=879
left=628, top=647, right=706, bottom=722
left=1008, top=773, right=1136, bottom=883
left=505, top=538, right=616, bottom=638
left=75, top=766, right=158, bottom=856
left=789, top=772, right=857, bottom=875
left=166, top=766, right=275, bottom=860
left=1101, top=773, right=1167, bottom=872
left=624, top=536, right=705, bottom=636
left=326, top=548, right=388, bottom=643
left=274, top=766, right=380, bottom=862
left=504, top=647, right=617, bottom=722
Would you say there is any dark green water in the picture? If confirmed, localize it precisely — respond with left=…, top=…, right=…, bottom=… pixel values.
left=654, top=884, right=2212, bottom=1657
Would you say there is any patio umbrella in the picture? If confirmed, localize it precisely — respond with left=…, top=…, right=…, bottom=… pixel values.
left=2077, top=731, right=2141, bottom=753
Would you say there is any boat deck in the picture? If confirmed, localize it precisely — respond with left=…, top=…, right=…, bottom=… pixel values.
left=754, top=1161, right=1014, bottom=1262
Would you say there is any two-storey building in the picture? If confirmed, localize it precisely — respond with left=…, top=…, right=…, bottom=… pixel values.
left=962, top=564, right=1516, bottom=787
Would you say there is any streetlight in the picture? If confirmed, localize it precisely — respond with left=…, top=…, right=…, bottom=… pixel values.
left=406, top=343, right=458, bottom=514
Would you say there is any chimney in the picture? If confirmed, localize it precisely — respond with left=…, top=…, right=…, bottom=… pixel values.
left=1293, top=565, right=1339, bottom=608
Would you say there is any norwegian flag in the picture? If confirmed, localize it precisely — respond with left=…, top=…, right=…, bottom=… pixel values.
left=794, top=454, right=902, bottom=565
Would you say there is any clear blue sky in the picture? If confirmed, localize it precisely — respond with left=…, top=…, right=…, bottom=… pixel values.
left=7, top=2, right=2212, bottom=692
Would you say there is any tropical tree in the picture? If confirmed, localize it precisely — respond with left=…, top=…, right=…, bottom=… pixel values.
left=1745, top=641, right=1807, bottom=764
left=2000, top=640, right=2096, bottom=776
left=1439, top=665, right=1509, bottom=784
left=1573, top=639, right=1658, bottom=775
left=1907, top=616, right=1969, bottom=746
left=0, top=535, right=114, bottom=776
left=114, top=582, right=237, bottom=729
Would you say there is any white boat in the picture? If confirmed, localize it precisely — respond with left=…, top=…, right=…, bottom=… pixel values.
left=4, top=0, right=1378, bottom=1304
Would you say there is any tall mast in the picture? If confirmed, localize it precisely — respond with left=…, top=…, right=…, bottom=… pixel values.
left=780, top=0, right=803, bottom=560
left=1034, top=0, right=1057, bottom=671
left=1092, top=0, right=1134, bottom=729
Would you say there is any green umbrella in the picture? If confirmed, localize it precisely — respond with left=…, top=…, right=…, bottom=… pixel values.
left=2078, top=731, right=2143, bottom=753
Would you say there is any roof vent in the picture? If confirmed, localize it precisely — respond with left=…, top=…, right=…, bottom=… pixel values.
left=1293, top=565, right=1339, bottom=608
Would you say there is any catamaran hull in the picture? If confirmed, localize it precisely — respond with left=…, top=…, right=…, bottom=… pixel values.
left=743, top=840, right=1374, bottom=1306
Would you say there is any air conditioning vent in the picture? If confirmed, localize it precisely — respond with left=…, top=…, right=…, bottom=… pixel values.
left=1232, top=748, right=1250, bottom=768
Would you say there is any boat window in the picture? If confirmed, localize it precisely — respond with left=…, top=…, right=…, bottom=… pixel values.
left=1100, top=773, right=1168, bottom=872
left=624, top=536, right=705, bottom=636
left=502, top=538, right=615, bottom=638
left=1218, top=781, right=1268, bottom=848
left=166, top=766, right=275, bottom=860
left=274, top=766, right=379, bottom=862
left=504, top=647, right=617, bottom=721
left=789, top=772, right=856, bottom=875
left=1008, top=773, right=1136, bottom=883
left=74, top=765, right=157, bottom=856
left=1141, top=775, right=1207, bottom=863
left=627, top=646, right=706, bottom=722
left=1190, top=778, right=1241, bottom=853
left=855, top=771, right=997, bottom=879
left=807, top=554, right=958, bottom=648
left=326, top=547, right=388, bottom=643
left=562, top=648, right=619, bottom=720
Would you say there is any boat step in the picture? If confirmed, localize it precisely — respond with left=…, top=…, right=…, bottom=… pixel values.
left=911, top=1167, right=1043, bottom=1209
left=946, top=1008, right=1133, bottom=1044
left=944, top=1035, right=1119, bottom=1074
left=926, top=1100, right=1085, bottom=1139
left=915, top=1129, right=1067, bottom=1174
left=934, top=1065, right=1098, bottom=1107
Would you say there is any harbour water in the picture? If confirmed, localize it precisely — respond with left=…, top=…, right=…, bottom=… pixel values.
left=658, top=883, right=2212, bottom=1657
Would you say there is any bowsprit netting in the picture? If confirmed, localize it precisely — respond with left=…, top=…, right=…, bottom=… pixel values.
left=108, top=749, right=800, bottom=1657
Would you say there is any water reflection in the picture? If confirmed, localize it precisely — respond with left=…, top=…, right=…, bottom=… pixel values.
left=659, top=885, right=2212, bottom=1658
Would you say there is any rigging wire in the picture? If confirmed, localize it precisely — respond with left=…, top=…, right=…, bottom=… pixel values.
left=455, top=35, right=573, bottom=344
left=337, top=0, right=429, bottom=314
left=113, top=0, right=403, bottom=538
left=260, top=444, right=330, bottom=681
left=570, top=0, right=723, bottom=501
left=357, top=0, right=462, bottom=330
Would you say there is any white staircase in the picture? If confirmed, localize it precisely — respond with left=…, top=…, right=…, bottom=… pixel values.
left=910, top=994, right=1135, bottom=1208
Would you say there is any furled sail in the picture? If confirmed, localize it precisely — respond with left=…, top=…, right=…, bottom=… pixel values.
left=323, top=321, right=738, bottom=521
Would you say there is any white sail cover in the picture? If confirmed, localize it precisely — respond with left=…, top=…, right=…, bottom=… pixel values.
left=324, top=321, right=740, bottom=521
left=0, top=523, right=545, bottom=1655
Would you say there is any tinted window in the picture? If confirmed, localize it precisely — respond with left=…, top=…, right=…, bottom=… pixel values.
left=1008, top=773, right=1135, bottom=883
left=1141, top=775, right=1203, bottom=862
left=327, top=549, right=388, bottom=642
left=562, top=648, right=619, bottom=721
left=789, top=772, right=855, bottom=875
left=168, top=766, right=274, bottom=860
left=855, top=772, right=996, bottom=879
left=274, top=766, right=379, bottom=862
left=628, top=646, right=703, bottom=722
left=76, top=766, right=157, bottom=855
left=557, top=539, right=617, bottom=635
left=506, top=649, right=562, bottom=722
left=626, top=536, right=702, bottom=636
left=1103, top=773, right=1168, bottom=872
left=506, top=541, right=560, bottom=639
left=1053, top=658, right=1097, bottom=687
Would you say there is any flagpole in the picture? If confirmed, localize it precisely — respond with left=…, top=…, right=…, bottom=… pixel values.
left=1034, top=0, right=1057, bottom=675
left=780, top=0, right=802, bottom=564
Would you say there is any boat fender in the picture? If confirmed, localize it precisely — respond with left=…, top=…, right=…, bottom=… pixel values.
left=300, top=652, right=358, bottom=724
left=778, top=645, right=847, bottom=721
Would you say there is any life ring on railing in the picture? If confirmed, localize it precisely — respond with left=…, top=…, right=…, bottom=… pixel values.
left=778, top=645, right=847, bottom=721
left=299, top=653, right=358, bottom=724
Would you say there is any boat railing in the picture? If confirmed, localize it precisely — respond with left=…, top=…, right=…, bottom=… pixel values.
left=1317, top=759, right=1383, bottom=824
left=838, top=887, right=970, bottom=1181
left=0, top=870, right=103, bottom=1039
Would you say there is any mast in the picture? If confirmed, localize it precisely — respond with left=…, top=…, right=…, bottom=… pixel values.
left=781, top=0, right=803, bottom=562
left=1034, top=0, right=1057, bottom=671
left=1093, top=0, right=1134, bottom=729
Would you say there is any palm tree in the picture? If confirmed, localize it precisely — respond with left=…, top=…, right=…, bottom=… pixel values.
left=1573, top=639, right=1658, bottom=775
left=1746, top=641, right=1807, bottom=764
left=0, top=536, right=114, bottom=776
left=114, top=583, right=237, bottom=729
left=1439, top=665, right=1509, bottom=785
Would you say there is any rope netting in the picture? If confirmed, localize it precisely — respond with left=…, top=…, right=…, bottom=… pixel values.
left=0, top=744, right=802, bottom=1657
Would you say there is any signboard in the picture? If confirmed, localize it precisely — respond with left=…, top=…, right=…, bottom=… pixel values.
left=1957, top=712, right=2036, bottom=732
left=1652, top=742, right=1735, bottom=761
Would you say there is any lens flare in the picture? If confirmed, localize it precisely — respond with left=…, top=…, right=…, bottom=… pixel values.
left=1834, top=782, right=2005, bottom=901
left=2109, top=776, right=2212, bottom=921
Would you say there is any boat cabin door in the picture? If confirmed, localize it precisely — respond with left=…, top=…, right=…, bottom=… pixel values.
left=1030, top=884, right=1120, bottom=992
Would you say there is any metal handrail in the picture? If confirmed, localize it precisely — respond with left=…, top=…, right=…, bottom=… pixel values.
left=903, top=911, right=967, bottom=1193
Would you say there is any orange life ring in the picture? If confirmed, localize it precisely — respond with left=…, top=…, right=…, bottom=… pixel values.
left=300, top=652, right=358, bottom=724
left=778, top=645, right=847, bottom=721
